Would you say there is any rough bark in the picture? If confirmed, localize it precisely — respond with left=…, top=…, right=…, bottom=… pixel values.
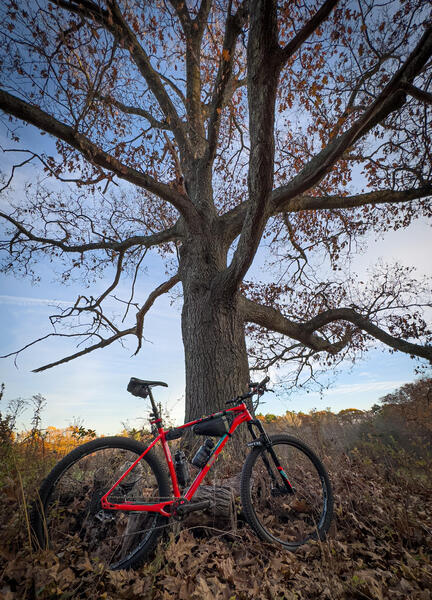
left=181, top=272, right=250, bottom=420
left=177, top=160, right=251, bottom=419
left=181, top=485, right=237, bottom=531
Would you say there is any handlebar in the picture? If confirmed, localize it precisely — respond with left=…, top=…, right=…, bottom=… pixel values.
left=226, top=375, right=270, bottom=405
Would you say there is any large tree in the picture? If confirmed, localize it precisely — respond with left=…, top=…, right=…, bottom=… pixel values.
left=0, top=0, right=431, bottom=421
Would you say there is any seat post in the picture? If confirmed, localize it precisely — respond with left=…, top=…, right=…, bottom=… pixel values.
left=147, top=387, right=160, bottom=421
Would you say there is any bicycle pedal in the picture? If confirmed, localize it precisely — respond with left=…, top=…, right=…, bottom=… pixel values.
left=94, top=510, right=116, bottom=523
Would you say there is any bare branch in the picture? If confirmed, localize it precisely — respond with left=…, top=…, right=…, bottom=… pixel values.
left=277, top=0, right=339, bottom=67
left=94, top=93, right=172, bottom=129
left=0, top=154, right=35, bottom=193
left=0, top=209, right=180, bottom=254
left=91, top=250, right=124, bottom=308
left=162, top=132, right=187, bottom=193
left=1, top=262, right=179, bottom=373
left=240, top=296, right=432, bottom=362
left=32, top=327, right=135, bottom=372
left=1, top=147, right=113, bottom=189
left=0, top=89, right=197, bottom=219
left=159, top=73, right=186, bottom=106
left=0, top=332, right=88, bottom=365
left=134, top=273, right=180, bottom=354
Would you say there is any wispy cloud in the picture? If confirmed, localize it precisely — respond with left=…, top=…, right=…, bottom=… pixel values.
left=0, top=294, right=71, bottom=307
left=0, top=293, right=179, bottom=319
left=329, top=380, right=407, bottom=396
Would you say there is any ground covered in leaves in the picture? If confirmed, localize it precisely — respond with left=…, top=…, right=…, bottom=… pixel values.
left=1, top=408, right=431, bottom=599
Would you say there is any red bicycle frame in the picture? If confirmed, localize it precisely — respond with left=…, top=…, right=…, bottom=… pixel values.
left=100, top=402, right=253, bottom=517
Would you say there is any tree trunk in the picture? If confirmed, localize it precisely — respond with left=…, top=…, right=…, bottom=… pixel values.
left=179, top=231, right=250, bottom=422
left=182, top=286, right=250, bottom=422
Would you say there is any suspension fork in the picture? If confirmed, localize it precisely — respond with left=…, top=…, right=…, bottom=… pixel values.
left=247, top=420, right=295, bottom=494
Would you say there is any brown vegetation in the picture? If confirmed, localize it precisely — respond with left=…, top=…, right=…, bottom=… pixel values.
left=0, top=378, right=431, bottom=599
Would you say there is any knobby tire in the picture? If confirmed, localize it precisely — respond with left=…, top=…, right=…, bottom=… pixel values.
left=31, top=436, right=170, bottom=570
left=240, top=434, right=333, bottom=549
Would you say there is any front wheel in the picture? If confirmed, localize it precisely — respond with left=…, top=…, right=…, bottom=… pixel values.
left=241, top=434, right=333, bottom=549
left=31, top=436, right=170, bottom=570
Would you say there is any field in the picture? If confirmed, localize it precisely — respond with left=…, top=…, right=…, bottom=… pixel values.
left=0, top=379, right=431, bottom=600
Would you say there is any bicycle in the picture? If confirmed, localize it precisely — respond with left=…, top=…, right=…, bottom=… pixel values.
left=31, top=376, right=333, bottom=570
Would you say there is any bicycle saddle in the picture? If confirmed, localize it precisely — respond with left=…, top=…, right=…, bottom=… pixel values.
left=127, top=377, right=168, bottom=398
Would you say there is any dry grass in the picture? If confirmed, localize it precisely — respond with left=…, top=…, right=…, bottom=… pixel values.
left=0, top=404, right=431, bottom=599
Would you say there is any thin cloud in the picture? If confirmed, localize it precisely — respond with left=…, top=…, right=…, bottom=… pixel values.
left=0, top=293, right=180, bottom=318
left=329, top=380, right=407, bottom=396
left=0, top=294, right=72, bottom=307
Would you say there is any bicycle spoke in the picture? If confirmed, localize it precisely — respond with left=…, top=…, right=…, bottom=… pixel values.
left=241, top=435, right=333, bottom=548
left=33, top=438, right=169, bottom=570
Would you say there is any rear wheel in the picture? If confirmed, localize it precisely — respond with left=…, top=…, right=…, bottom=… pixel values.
left=32, top=436, right=170, bottom=570
left=241, top=434, right=333, bottom=549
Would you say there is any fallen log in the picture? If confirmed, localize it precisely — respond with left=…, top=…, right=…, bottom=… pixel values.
left=181, top=484, right=237, bottom=530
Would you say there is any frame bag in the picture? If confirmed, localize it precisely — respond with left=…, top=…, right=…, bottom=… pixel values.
left=193, top=414, right=233, bottom=437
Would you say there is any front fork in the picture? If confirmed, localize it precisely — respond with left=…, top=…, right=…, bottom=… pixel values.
left=247, top=420, right=295, bottom=495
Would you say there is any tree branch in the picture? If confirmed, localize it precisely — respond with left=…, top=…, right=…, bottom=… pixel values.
left=305, top=307, right=432, bottom=362
left=218, top=186, right=432, bottom=246
left=134, top=273, right=180, bottom=354
left=87, top=250, right=124, bottom=309
left=240, top=296, right=350, bottom=355
left=270, top=24, right=432, bottom=212
left=240, top=296, right=432, bottom=362
left=32, top=327, right=136, bottom=372
left=207, top=1, right=248, bottom=162
left=400, top=82, right=432, bottom=106
left=169, top=0, right=213, bottom=151
left=94, top=92, right=171, bottom=129
left=0, top=89, right=197, bottom=219
left=217, top=0, right=280, bottom=296
left=107, top=0, right=192, bottom=155
left=0, top=147, right=114, bottom=190
left=0, top=208, right=180, bottom=254
left=25, top=274, right=181, bottom=372
left=56, top=0, right=192, bottom=156
left=0, top=332, right=90, bottom=366
left=196, top=0, right=212, bottom=33
left=168, top=0, right=192, bottom=30
left=277, top=0, right=339, bottom=67
left=270, top=185, right=432, bottom=215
